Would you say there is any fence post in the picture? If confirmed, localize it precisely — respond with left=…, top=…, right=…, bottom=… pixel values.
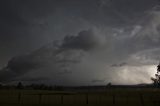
left=39, top=94, right=42, bottom=104
left=140, top=93, right=144, bottom=106
left=61, top=95, right=63, bottom=104
left=126, top=94, right=128, bottom=105
left=99, top=95, right=101, bottom=104
left=113, top=94, right=115, bottom=105
left=18, top=92, right=21, bottom=104
left=86, top=93, right=88, bottom=104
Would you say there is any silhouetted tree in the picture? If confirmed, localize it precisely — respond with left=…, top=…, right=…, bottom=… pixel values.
left=48, top=86, right=53, bottom=90
left=151, top=64, right=160, bottom=87
left=106, top=82, right=112, bottom=88
left=16, top=82, right=24, bottom=89
left=54, top=85, right=64, bottom=91
left=0, top=84, right=2, bottom=89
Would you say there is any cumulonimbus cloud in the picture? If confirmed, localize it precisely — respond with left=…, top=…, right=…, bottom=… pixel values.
left=0, top=29, right=102, bottom=83
left=61, top=30, right=101, bottom=51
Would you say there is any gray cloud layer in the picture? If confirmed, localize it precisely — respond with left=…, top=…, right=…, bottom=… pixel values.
left=61, top=30, right=100, bottom=51
left=0, top=0, right=160, bottom=85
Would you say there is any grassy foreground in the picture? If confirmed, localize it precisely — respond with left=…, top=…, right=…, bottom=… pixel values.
left=0, top=88, right=160, bottom=106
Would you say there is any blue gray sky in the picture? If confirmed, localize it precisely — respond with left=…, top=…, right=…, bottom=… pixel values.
left=0, top=0, right=160, bottom=85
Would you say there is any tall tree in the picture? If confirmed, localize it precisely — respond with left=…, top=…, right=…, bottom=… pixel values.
left=151, top=64, right=160, bottom=87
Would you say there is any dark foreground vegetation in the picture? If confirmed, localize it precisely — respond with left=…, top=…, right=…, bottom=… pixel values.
left=0, top=85, right=160, bottom=106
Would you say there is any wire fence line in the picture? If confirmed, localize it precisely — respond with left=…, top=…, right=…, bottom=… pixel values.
left=0, top=91, right=160, bottom=105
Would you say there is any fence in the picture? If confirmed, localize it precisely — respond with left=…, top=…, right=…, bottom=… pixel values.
left=0, top=91, right=160, bottom=106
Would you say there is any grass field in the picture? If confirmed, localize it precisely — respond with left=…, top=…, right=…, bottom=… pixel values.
left=0, top=88, right=160, bottom=106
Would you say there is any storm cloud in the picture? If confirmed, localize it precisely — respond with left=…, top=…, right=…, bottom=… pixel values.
left=0, top=29, right=104, bottom=83
left=0, top=55, right=39, bottom=82
left=0, top=0, right=160, bottom=85
left=61, top=30, right=101, bottom=51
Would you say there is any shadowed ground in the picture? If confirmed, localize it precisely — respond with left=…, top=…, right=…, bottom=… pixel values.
left=0, top=89, right=160, bottom=106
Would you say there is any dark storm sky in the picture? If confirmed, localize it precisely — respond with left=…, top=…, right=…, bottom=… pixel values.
left=0, top=0, right=160, bottom=85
